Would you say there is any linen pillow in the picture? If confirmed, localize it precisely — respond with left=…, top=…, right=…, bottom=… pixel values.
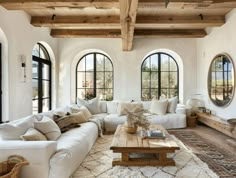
left=53, top=114, right=80, bottom=133
left=150, top=98, right=168, bottom=115
left=106, top=101, right=119, bottom=114
left=77, top=97, right=101, bottom=114
left=34, top=116, right=61, bottom=141
left=167, top=96, right=178, bottom=113
left=0, top=124, right=26, bottom=140
left=117, top=102, right=143, bottom=116
left=21, top=128, right=47, bottom=141
left=68, top=111, right=87, bottom=124
left=70, top=105, right=92, bottom=121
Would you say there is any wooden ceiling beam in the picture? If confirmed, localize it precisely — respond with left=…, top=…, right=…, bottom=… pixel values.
left=134, top=29, right=207, bottom=38
left=31, top=15, right=224, bottom=29
left=0, top=0, right=119, bottom=10
left=119, top=0, right=139, bottom=51
left=136, top=15, right=225, bottom=28
left=31, top=15, right=120, bottom=29
left=51, top=29, right=121, bottom=38
left=1, top=0, right=236, bottom=10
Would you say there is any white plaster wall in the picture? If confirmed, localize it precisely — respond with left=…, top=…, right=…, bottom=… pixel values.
left=196, top=9, right=236, bottom=119
left=58, top=37, right=197, bottom=107
left=0, top=7, right=58, bottom=121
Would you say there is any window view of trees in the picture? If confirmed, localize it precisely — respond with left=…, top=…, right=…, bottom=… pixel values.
left=141, top=53, right=179, bottom=101
left=76, top=53, right=113, bottom=101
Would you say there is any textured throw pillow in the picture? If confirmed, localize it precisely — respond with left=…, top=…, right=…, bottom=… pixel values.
left=227, top=118, right=236, bottom=124
left=167, top=96, right=178, bottom=113
left=34, top=116, right=61, bottom=141
left=53, top=113, right=80, bottom=133
left=117, top=102, right=143, bottom=116
left=0, top=124, right=26, bottom=140
left=68, top=112, right=87, bottom=124
left=106, top=101, right=119, bottom=114
left=21, top=128, right=47, bottom=141
left=150, top=98, right=168, bottom=115
left=77, top=97, right=101, bottom=114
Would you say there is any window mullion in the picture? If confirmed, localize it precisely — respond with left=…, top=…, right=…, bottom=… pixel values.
left=158, top=53, right=161, bottom=99
left=38, top=61, right=43, bottom=113
left=94, top=53, right=96, bottom=97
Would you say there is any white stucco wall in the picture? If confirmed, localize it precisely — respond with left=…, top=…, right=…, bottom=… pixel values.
left=0, top=7, right=58, bottom=121
left=58, top=38, right=197, bottom=107
left=196, top=9, right=236, bottom=119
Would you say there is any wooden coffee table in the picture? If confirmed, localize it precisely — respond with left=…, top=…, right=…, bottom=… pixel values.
left=110, top=124, right=180, bottom=166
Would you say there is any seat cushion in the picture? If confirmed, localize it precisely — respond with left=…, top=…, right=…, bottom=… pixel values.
left=104, top=114, right=127, bottom=132
left=49, top=122, right=98, bottom=178
left=147, top=113, right=186, bottom=129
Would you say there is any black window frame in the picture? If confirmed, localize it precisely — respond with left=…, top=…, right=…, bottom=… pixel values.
left=32, top=43, right=52, bottom=113
left=75, top=52, right=114, bottom=101
left=0, top=43, right=2, bottom=123
left=141, top=52, right=179, bottom=100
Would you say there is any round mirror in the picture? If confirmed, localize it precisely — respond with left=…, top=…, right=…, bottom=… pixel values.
left=208, top=54, right=235, bottom=107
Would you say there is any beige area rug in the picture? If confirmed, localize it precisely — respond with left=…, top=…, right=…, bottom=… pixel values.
left=72, top=135, right=218, bottom=178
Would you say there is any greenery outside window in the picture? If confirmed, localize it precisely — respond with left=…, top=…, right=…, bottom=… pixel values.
left=141, top=52, right=179, bottom=100
left=76, top=53, right=113, bottom=101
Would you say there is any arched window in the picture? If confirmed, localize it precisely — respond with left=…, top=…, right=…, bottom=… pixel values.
left=141, top=52, right=179, bottom=101
left=32, top=43, right=51, bottom=114
left=76, top=53, right=113, bottom=101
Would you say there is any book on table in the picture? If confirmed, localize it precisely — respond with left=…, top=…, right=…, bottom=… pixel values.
left=146, top=130, right=165, bottom=139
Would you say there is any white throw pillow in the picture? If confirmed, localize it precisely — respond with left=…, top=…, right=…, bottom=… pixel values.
left=117, top=102, right=143, bottom=116
left=0, top=124, right=26, bottom=140
left=106, top=101, right=119, bottom=114
left=77, top=97, right=101, bottom=114
left=21, top=128, right=47, bottom=141
left=167, top=96, right=178, bottom=113
left=79, top=106, right=92, bottom=120
left=34, top=116, right=61, bottom=141
left=150, top=98, right=168, bottom=115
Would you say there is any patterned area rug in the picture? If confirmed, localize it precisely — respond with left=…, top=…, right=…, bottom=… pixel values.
left=169, top=130, right=236, bottom=178
left=72, top=135, right=218, bottom=178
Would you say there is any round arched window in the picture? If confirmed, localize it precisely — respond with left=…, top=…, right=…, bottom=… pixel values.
left=76, top=53, right=113, bottom=101
left=141, top=52, right=179, bottom=100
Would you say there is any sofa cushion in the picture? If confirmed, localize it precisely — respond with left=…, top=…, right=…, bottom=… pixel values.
left=104, top=114, right=127, bottom=132
left=50, top=122, right=98, bottom=178
left=167, top=96, right=178, bottom=113
left=21, top=128, right=47, bottom=141
left=150, top=98, right=168, bottom=115
left=117, top=102, right=143, bottom=116
left=34, top=116, right=61, bottom=141
left=99, top=101, right=107, bottom=113
left=106, top=101, right=119, bottom=114
left=77, top=97, right=101, bottom=114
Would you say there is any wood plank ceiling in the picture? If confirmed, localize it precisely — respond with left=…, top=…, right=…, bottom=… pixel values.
left=0, top=0, right=236, bottom=51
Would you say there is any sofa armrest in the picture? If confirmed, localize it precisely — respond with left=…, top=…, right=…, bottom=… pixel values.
left=0, top=141, right=57, bottom=178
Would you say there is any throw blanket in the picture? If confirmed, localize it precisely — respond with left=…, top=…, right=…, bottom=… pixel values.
left=88, top=117, right=104, bottom=137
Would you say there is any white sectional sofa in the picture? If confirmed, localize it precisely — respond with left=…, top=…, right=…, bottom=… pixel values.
left=0, top=100, right=186, bottom=178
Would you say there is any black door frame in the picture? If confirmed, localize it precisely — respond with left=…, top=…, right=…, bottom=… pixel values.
left=32, top=56, right=52, bottom=113
left=0, top=43, right=2, bottom=123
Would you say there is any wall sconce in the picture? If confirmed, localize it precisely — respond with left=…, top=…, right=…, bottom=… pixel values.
left=20, top=55, right=26, bottom=83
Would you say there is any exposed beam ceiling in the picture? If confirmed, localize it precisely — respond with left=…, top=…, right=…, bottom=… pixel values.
left=119, top=0, right=139, bottom=51
left=0, top=0, right=235, bottom=51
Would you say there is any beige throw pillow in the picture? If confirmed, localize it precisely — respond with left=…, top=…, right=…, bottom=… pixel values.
left=117, top=102, right=143, bottom=116
left=34, top=116, right=61, bottom=140
left=69, top=112, right=87, bottom=124
left=21, top=128, right=47, bottom=141
left=150, top=98, right=168, bottom=115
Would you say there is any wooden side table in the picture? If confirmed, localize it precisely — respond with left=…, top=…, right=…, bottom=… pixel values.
left=187, top=115, right=198, bottom=127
